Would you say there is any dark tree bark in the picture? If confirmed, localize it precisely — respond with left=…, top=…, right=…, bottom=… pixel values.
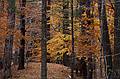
left=41, top=0, right=47, bottom=78
left=63, top=0, right=70, bottom=34
left=71, top=0, right=75, bottom=79
left=18, top=0, right=26, bottom=70
left=98, top=0, right=113, bottom=79
left=3, top=0, right=15, bottom=78
left=46, top=0, right=51, bottom=40
left=114, top=0, right=120, bottom=79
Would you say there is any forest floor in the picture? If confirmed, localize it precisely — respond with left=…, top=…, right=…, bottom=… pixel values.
left=0, top=62, right=83, bottom=79
left=11, top=62, right=82, bottom=79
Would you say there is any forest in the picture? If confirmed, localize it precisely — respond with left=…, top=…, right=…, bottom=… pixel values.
left=0, top=0, right=120, bottom=79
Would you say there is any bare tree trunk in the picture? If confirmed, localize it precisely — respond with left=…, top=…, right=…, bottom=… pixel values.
left=3, top=0, right=15, bottom=78
left=46, top=0, right=51, bottom=40
left=71, top=0, right=75, bottom=78
left=63, top=0, right=70, bottom=34
left=18, top=0, right=26, bottom=70
left=114, top=0, right=120, bottom=79
left=41, top=0, right=47, bottom=79
left=98, top=0, right=113, bottom=79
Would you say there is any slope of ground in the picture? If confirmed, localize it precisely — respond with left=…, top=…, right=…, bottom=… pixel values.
left=12, top=63, right=71, bottom=79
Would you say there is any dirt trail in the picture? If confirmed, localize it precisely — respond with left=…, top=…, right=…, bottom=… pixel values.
left=0, top=62, right=84, bottom=79
left=12, top=63, right=71, bottom=79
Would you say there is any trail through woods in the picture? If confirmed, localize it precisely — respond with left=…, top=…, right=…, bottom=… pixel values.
left=11, top=63, right=72, bottom=79
left=9, top=62, right=84, bottom=79
left=0, top=62, right=105, bottom=79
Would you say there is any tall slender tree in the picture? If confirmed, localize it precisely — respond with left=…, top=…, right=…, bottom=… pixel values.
left=3, top=0, right=15, bottom=78
left=18, top=0, right=26, bottom=70
left=63, top=0, right=70, bottom=34
left=114, top=0, right=120, bottom=78
left=71, top=0, right=75, bottom=79
left=41, top=0, right=47, bottom=78
left=98, top=0, right=107, bottom=78
left=98, top=0, right=113, bottom=79
left=46, top=0, right=51, bottom=40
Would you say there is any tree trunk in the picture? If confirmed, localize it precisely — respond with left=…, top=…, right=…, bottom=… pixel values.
left=41, top=0, right=47, bottom=79
left=114, top=0, right=120, bottom=79
left=3, top=0, right=15, bottom=78
left=63, top=0, right=70, bottom=34
left=98, top=0, right=113, bottom=79
left=70, top=0, right=75, bottom=79
left=18, top=0, right=26, bottom=70
left=46, top=0, right=51, bottom=40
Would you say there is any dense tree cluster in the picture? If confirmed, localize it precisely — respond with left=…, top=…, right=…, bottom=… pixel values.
left=0, top=0, right=120, bottom=79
